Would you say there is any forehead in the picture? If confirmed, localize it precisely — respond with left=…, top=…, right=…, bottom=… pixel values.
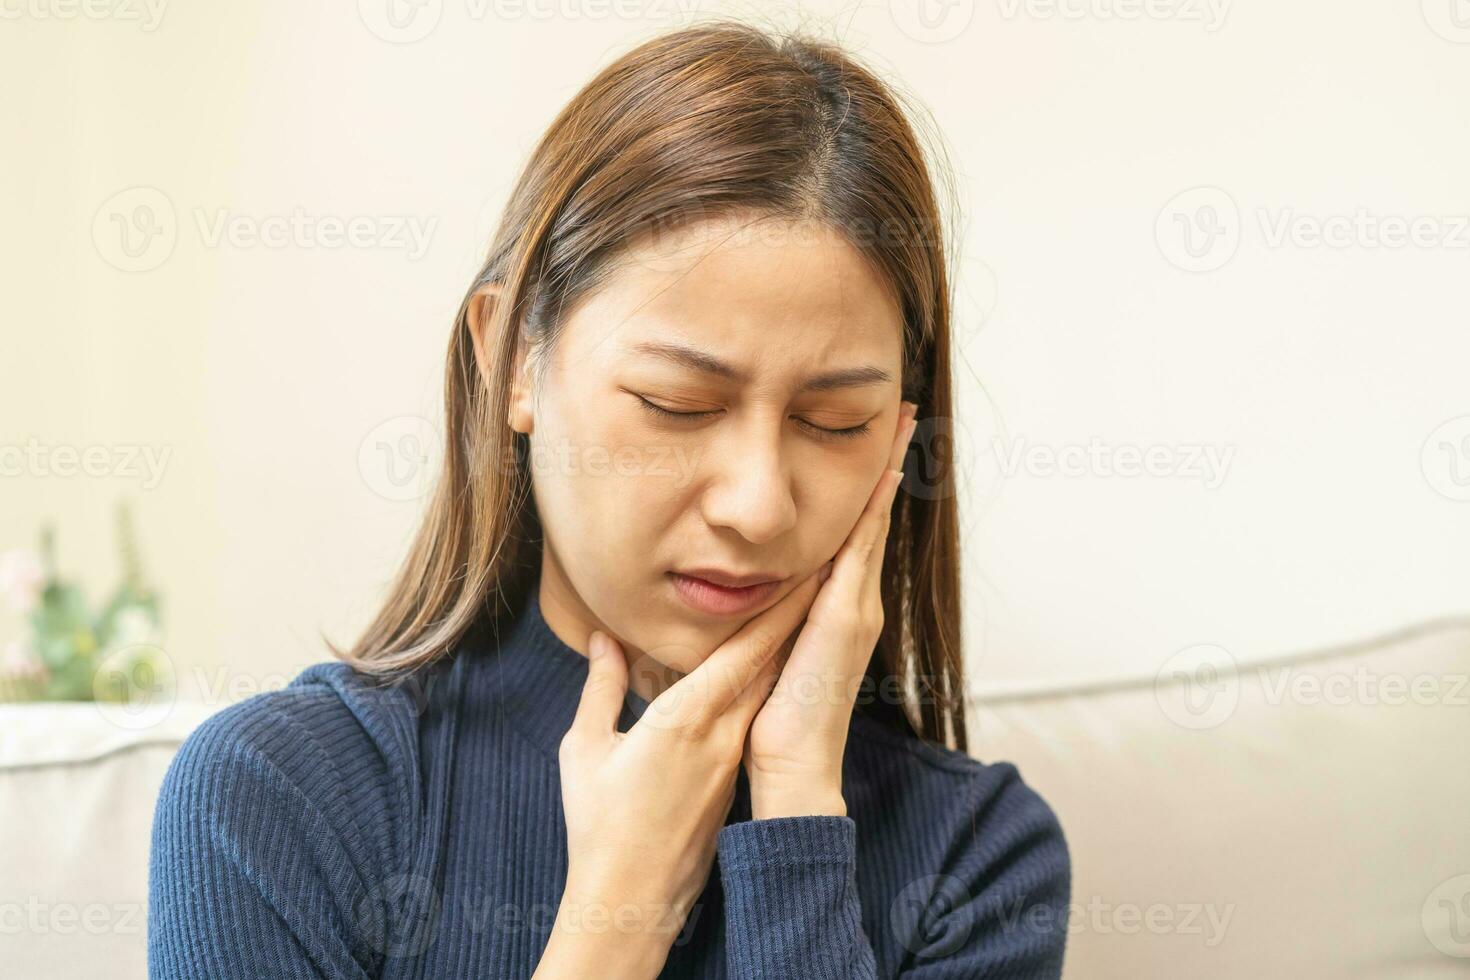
left=561, top=214, right=904, bottom=377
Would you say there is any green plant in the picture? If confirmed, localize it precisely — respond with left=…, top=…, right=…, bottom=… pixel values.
left=0, top=500, right=171, bottom=703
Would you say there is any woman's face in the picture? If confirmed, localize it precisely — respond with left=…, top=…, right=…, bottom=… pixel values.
left=506, top=214, right=906, bottom=699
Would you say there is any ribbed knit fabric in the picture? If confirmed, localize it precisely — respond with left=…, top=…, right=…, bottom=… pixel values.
left=148, top=585, right=1071, bottom=978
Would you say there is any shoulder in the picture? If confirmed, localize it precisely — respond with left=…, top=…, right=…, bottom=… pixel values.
left=847, top=713, right=1072, bottom=958
left=849, top=708, right=1069, bottom=837
left=155, top=659, right=432, bottom=877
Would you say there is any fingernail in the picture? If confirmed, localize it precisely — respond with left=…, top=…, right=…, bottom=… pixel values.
left=818, top=560, right=834, bottom=583
left=587, top=631, right=604, bottom=658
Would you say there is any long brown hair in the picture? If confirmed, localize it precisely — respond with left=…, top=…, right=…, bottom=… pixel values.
left=329, top=18, right=969, bottom=753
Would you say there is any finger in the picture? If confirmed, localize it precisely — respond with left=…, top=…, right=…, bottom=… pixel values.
left=727, top=619, right=799, bottom=723
left=569, top=630, right=627, bottom=739
left=837, top=408, right=912, bottom=580
left=865, top=458, right=905, bottom=595
left=890, top=407, right=918, bottom=472
left=842, top=466, right=904, bottom=578
left=651, top=568, right=824, bottom=728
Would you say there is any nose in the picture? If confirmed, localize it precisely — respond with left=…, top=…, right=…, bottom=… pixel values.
left=696, top=415, right=797, bottom=545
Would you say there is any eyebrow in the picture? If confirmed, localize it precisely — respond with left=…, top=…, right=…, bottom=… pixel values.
left=628, top=340, right=894, bottom=393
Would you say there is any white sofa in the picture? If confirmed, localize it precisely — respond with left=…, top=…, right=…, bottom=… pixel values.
left=4, top=619, right=1468, bottom=979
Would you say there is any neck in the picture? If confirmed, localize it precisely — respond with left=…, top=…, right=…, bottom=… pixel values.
left=535, top=551, right=684, bottom=706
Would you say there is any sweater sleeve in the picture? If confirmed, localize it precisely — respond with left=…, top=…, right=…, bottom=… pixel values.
left=717, top=814, right=879, bottom=977
left=715, top=766, right=1070, bottom=979
left=147, top=691, right=410, bottom=979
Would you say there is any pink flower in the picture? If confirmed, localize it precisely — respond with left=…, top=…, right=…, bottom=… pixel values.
left=0, top=636, right=47, bottom=683
left=0, top=549, right=45, bottom=613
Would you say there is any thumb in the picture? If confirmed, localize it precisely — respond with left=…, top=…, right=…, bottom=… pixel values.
left=570, top=630, right=628, bottom=738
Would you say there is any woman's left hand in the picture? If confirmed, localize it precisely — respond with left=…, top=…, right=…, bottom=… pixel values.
left=742, top=400, right=919, bottom=819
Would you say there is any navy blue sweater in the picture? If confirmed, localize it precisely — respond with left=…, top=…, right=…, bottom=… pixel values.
left=148, top=586, right=1070, bottom=978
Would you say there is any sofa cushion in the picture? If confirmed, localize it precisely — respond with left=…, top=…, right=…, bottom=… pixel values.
left=1, top=701, right=223, bottom=980
left=970, top=619, right=1470, bottom=979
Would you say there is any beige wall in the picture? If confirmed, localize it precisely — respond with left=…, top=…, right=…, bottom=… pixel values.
left=4, top=0, right=1469, bottom=706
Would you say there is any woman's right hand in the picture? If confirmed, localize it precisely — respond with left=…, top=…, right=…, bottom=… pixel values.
left=537, top=568, right=826, bottom=979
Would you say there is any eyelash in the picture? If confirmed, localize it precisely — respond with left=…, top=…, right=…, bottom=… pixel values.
left=635, top=396, right=872, bottom=441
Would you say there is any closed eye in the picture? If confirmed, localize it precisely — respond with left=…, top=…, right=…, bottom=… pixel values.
left=634, top=395, right=871, bottom=441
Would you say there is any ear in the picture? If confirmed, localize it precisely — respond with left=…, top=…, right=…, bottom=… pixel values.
left=467, top=282, right=535, bottom=435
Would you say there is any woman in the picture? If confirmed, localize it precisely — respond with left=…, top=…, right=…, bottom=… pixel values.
left=148, top=19, right=1070, bottom=979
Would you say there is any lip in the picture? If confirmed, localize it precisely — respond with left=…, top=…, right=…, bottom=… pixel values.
left=673, top=567, right=786, bottom=588
left=668, top=572, right=785, bottom=616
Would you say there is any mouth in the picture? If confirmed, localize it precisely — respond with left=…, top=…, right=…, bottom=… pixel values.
left=667, top=570, right=786, bottom=616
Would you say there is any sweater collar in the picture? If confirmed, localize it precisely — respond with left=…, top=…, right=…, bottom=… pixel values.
left=482, top=584, right=654, bottom=760
left=476, top=584, right=754, bottom=825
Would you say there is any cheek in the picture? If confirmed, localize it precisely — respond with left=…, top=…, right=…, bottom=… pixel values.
left=802, top=469, right=872, bottom=554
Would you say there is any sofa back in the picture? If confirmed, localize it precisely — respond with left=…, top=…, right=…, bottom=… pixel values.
left=4, top=620, right=1468, bottom=978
